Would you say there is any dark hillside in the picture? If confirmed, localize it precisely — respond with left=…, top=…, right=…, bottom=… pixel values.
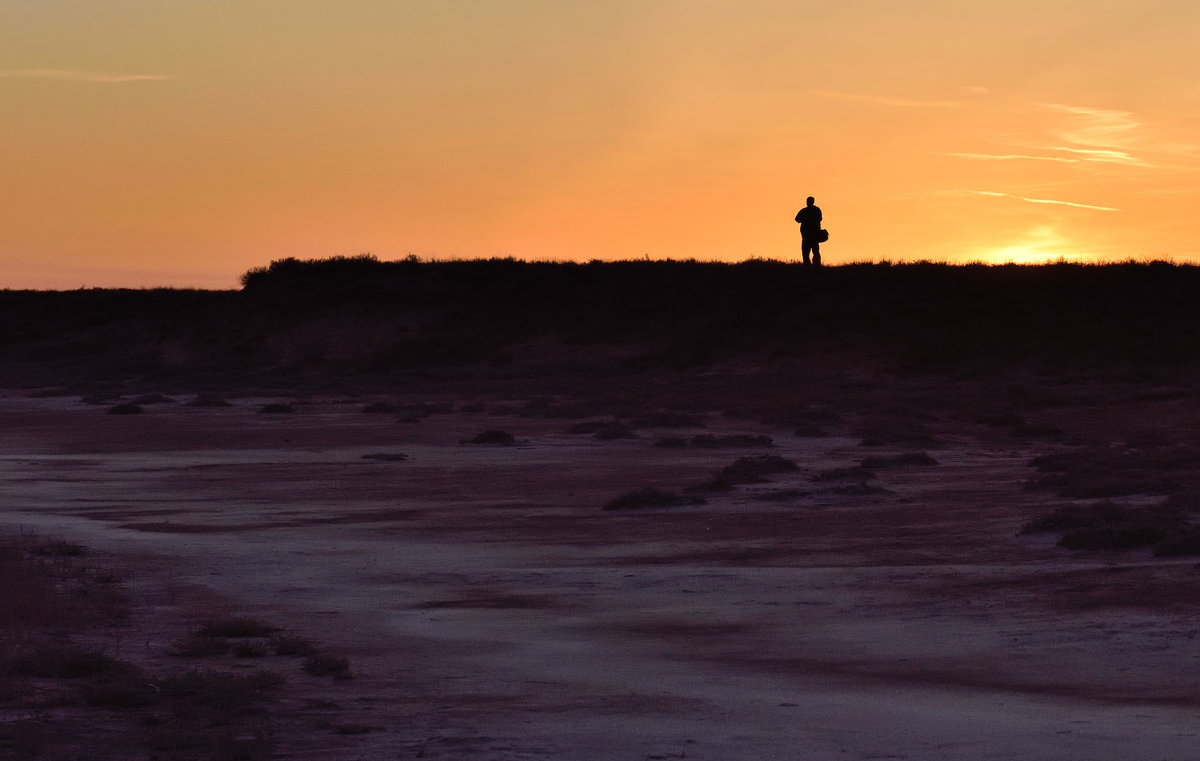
left=3, top=258, right=1199, bottom=395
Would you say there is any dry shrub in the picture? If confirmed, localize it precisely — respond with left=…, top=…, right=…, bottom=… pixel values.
left=694, top=455, right=799, bottom=492
left=302, top=653, right=353, bottom=679
left=197, top=617, right=277, bottom=639
left=691, top=434, right=773, bottom=449
left=186, top=393, right=232, bottom=407
left=604, top=488, right=705, bottom=511
left=813, top=466, right=876, bottom=483
left=1027, top=445, right=1199, bottom=498
left=1022, top=502, right=1189, bottom=552
left=465, top=429, right=516, bottom=445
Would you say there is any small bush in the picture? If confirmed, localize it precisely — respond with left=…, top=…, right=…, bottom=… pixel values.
left=859, top=453, right=938, bottom=469
left=603, top=488, right=705, bottom=511
left=303, top=653, right=353, bottom=679
left=132, top=393, right=174, bottom=405
left=691, top=434, right=773, bottom=448
left=465, top=429, right=516, bottom=445
left=186, top=393, right=232, bottom=407
left=813, top=466, right=876, bottom=483
left=1022, top=501, right=1188, bottom=552
left=856, top=421, right=941, bottom=448
left=29, top=539, right=86, bottom=557
left=1026, top=445, right=1197, bottom=498
left=197, top=617, right=277, bottom=639
left=233, top=640, right=271, bottom=658
left=695, top=455, right=800, bottom=491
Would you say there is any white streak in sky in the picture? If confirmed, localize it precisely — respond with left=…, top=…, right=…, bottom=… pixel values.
left=964, top=189, right=1119, bottom=212
left=1040, top=103, right=1140, bottom=147
left=941, top=152, right=1079, bottom=164
left=1047, top=146, right=1154, bottom=167
left=0, top=69, right=171, bottom=83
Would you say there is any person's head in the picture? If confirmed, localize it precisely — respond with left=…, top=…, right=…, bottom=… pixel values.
left=806, top=196, right=815, bottom=206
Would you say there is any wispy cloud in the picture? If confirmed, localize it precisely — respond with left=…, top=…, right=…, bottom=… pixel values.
left=963, top=189, right=1119, bottom=212
left=940, top=152, right=1079, bottom=164
left=1046, top=146, right=1153, bottom=167
left=1041, top=103, right=1140, bottom=147
left=0, top=69, right=171, bottom=83
left=813, top=90, right=960, bottom=108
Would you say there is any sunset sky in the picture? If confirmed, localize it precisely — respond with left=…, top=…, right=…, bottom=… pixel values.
left=3, top=1, right=1200, bottom=288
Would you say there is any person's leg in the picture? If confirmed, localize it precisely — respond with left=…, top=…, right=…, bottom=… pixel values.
left=812, top=243, right=821, bottom=266
left=802, top=240, right=812, bottom=265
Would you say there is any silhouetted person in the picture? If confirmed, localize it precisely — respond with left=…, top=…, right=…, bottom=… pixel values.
left=795, top=196, right=823, bottom=266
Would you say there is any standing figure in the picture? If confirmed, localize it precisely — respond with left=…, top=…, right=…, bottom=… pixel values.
left=794, top=196, right=823, bottom=266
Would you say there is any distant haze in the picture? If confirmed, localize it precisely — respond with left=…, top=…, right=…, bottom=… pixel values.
left=3, top=1, right=1199, bottom=288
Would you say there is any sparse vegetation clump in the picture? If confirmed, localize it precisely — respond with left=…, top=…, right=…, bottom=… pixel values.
left=131, top=393, right=173, bottom=405
left=186, top=393, right=232, bottom=407
left=465, top=429, right=516, bottom=445
left=813, top=466, right=876, bottom=483
left=694, top=455, right=800, bottom=492
left=302, top=653, right=353, bottom=679
left=0, top=533, right=362, bottom=759
left=1026, top=444, right=1198, bottom=499
left=691, top=434, right=773, bottom=448
left=1021, top=501, right=1200, bottom=554
left=361, top=452, right=408, bottom=462
left=603, top=487, right=705, bottom=511
left=196, top=616, right=278, bottom=639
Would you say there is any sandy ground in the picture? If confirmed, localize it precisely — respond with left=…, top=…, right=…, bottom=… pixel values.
left=3, top=391, right=1200, bottom=760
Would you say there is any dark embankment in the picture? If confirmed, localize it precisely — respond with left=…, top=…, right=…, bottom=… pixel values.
left=2, top=257, right=1198, bottom=397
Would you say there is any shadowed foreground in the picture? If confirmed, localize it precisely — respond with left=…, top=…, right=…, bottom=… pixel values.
left=3, top=260, right=1200, bottom=759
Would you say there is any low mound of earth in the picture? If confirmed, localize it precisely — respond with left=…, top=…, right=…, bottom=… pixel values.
left=3, top=261, right=1200, bottom=759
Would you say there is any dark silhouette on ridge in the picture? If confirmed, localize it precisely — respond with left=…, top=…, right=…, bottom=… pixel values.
left=794, top=196, right=825, bottom=266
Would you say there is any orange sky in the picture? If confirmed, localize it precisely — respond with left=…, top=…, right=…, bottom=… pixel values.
left=3, top=1, right=1200, bottom=288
